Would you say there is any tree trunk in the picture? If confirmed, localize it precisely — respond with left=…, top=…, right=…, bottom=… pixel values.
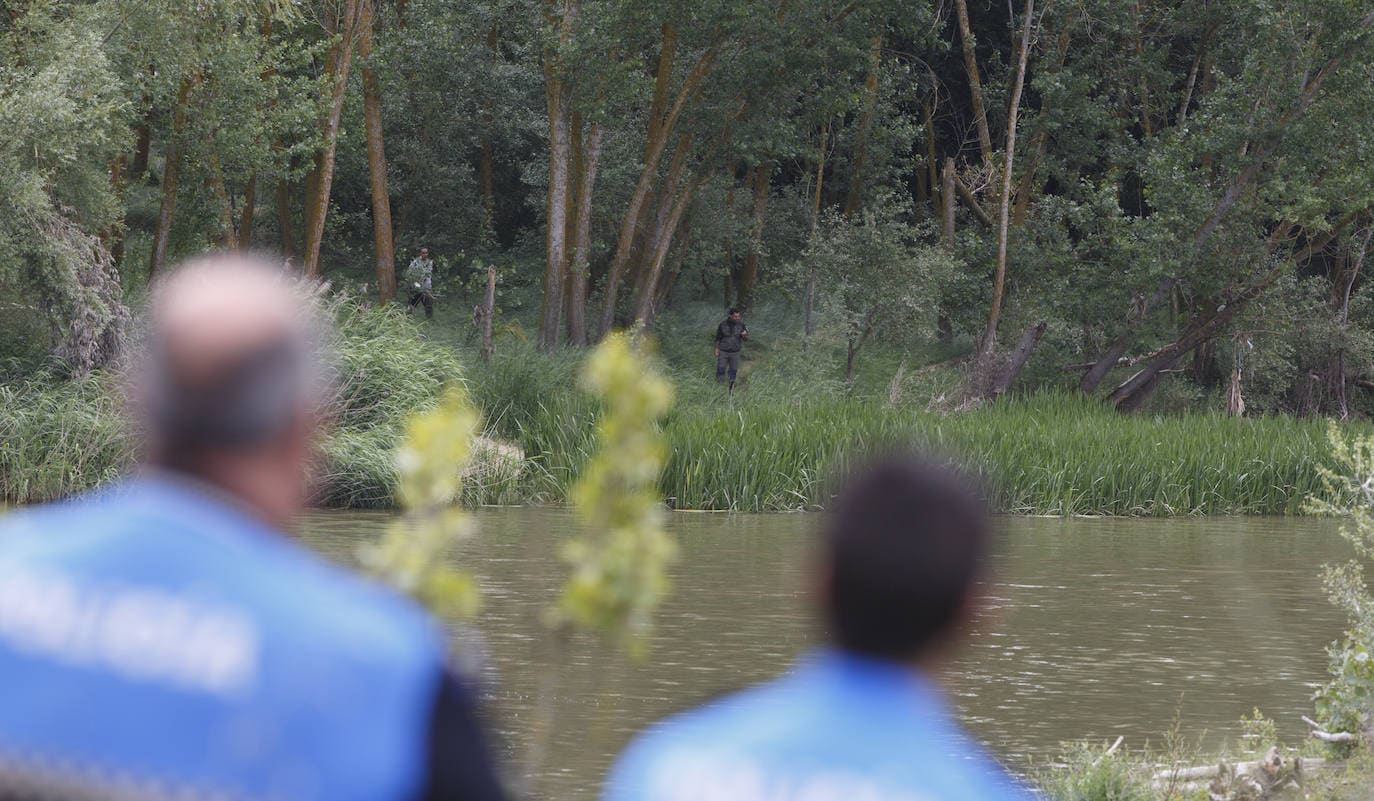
left=1106, top=273, right=1280, bottom=411
left=942, top=157, right=956, bottom=247
left=990, top=321, right=1047, bottom=396
left=302, top=0, right=365, bottom=279
left=598, top=40, right=714, bottom=336
left=565, top=121, right=603, bottom=345
left=738, top=162, right=770, bottom=312
left=845, top=307, right=879, bottom=385
left=952, top=0, right=994, bottom=166
left=1079, top=276, right=1176, bottom=394
left=843, top=35, right=881, bottom=218
left=537, top=0, right=577, bottom=350
left=804, top=121, right=829, bottom=336
left=632, top=133, right=692, bottom=318
left=481, top=265, right=496, bottom=362
left=360, top=0, right=396, bottom=302
left=208, top=155, right=237, bottom=249
left=277, top=179, right=296, bottom=262
left=634, top=175, right=704, bottom=325
left=925, top=101, right=940, bottom=214
left=130, top=117, right=152, bottom=182
left=478, top=23, right=500, bottom=240
left=976, top=0, right=1034, bottom=363
left=240, top=173, right=257, bottom=247
left=148, top=73, right=198, bottom=279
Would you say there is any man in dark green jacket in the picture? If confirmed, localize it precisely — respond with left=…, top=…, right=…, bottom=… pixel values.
left=714, top=308, right=748, bottom=390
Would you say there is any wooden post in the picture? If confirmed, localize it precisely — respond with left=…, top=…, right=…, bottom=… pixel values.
left=481, top=265, right=496, bottom=362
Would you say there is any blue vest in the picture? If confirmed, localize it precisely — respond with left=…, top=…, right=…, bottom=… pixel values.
left=604, top=649, right=1036, bottom=801
left=0, top=477, right=445, bottom=801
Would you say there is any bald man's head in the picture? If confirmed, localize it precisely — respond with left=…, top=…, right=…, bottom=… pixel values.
left=133, top=255, right=329, bottom=523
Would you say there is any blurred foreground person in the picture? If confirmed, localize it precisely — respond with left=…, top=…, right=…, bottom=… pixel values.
left=0, top=256, right=506, bottom=801
left=604, top=457, right=1034, bottom=801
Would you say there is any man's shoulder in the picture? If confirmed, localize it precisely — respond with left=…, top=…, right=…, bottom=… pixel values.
left=605, top=670, right=1035, bottom=801
left=0, top=483, right=442, bottom=666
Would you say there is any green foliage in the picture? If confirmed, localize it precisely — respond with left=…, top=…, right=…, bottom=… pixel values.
left=358, top=387, right=481, bottom=620
left=1306, top=424, right=1374, bottom=736
left=1036, top=743, right=1158, bottom=801
left=557, top=333, right=676, bottom=652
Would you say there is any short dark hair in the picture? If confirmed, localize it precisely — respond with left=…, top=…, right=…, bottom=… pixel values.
left=727, top=307, right=739, bottom=315
left=821, top=457, right=988, bottom=661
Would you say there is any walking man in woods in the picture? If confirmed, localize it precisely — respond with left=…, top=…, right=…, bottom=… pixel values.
left=714, top=307, right=748, bottom=390
left=603, top=456, right=1036, bottom=801
left=406, top=246, right=435, bottom=318
left=0, top=256, right=507, bottom=801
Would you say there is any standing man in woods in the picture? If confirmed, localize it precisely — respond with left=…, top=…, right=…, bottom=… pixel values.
left=0, top=256, right=508, bottom=801
left=406, top=246, right=435, bottom=319
left=714, top=307, right=748, bottom=391
left=603, top=457, right=1035, bottom=801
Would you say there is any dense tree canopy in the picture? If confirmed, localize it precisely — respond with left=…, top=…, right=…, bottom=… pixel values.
left=3, top=0, right=1374, bottom=413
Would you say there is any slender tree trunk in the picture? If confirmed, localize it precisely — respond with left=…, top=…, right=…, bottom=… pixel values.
left=952, top=0, right=994, bottom=166
left=360, top=0, right=396, bottom=302
left=277, top=179, right=296, bottom=262
left=738, top=162, right=770, bottom=312
left=148, top=73, right=198, bottom=279
left=239, top=173, right=257, bottom=247
left=565, top=122, right=603, bottom=345
left=976, top=0, right=1035, bottom=366
left=843, top=35, right=881, bottom=217
left=1079, top=276, right=1175, bottom=394
left=208, top=155, right=237, bottom=249
left=845, top=307, right=879, bottom=384
left=632, top=133, right=692, bottom=316
left=130, top=117, right=152, bottom=182
left=478, top=23, right=500, bottom=240
left=107, top=156, right=127, bottom=266
left=598, top=41, right=714, bottom=336
left=634, top=175, right=704, bottom=325
left=942, top=157, right=956, bottom=247
left=925, top=101, right=940, bottom=214
left=537, top=0, right=577, bottom=350
left=481, top=265, right=496, bottom=362
left=990, top=321, right=1047, bottom=396
left=804, top=121, right=829, bottom=336
left=303, top=0, right=365, bottom=278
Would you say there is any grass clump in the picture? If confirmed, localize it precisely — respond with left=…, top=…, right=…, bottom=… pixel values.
left=0, top=372, right=130, bottom=504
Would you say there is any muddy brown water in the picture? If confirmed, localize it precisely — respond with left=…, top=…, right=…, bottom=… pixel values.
left=299, top=509, right=1354, bottom=798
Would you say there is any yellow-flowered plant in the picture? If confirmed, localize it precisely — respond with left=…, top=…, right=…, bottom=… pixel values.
left=557, top=332, right=676, bottom=654
left=359, top=386, right=482, bottom=619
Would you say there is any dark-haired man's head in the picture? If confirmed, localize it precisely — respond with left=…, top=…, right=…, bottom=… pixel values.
left=133, top=255, right=329, bottom=528
left=819, top=457, right=988, bottom=663
left=728, top=307, right=741, bottom=320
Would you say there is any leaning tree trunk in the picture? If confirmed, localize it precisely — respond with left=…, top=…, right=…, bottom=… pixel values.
left=952, top=0, right=994, bottom=166
left=974, top=0, right=1035, bottom=391
left=148, top=73, right=198, bottom=278
left=302, top=0, right=364, bottom=279
left=843, top=35, right=881, bottom=218
left=804, top=122, right=829, bottom=336
left=360, top=0, right=396, bottom=302
left=737, top=162, right=770, bottom=312
left=565, top=121, right=603, bottom=345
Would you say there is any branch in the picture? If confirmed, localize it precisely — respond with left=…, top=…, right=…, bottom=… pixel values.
left=1303, top=715, right=1360, bottom=743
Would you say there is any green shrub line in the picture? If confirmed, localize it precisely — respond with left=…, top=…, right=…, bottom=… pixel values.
left=1, top=308, right=1363, bottom=515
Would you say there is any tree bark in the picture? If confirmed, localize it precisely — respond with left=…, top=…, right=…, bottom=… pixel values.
left=634, top=174, right=704, bottom=325
left=302, top=0, right=365, bottom=279
left=598, top=41, right=714, bottom=335
left=738, top=162, right=770, bottom=312
left=360, top=0, right=396, bottom=302
left=845, top=307, right=879, bottom=385
left=481, top=265, right=496, bottom=362
left=565, top=121, right=603, bottom=345
left=843, top=35, right=881, bottom=217
left=148, top=73, right=198, bottom=279
left=239, top=173, right=257, bottom=247
left=208, top=154, right=237, bottom=249
left=631, top=133, right=692, bottom=318
left=537, top=0, right=577, bottom=350
left=804, top=120, right=829, bottom=336
left=277, top=179, right=296, bottom=262
left=478, top=23, right=500, bottom=240
left=942, top=157, right=956, bottom=248
left=130, top=117, right=152, bottom=182
left=991, top=321, right=1047, bottom=396
left=1079, top=276, right=1176, bottom=394
left=953, top=0, right=994, bottom=167
left=977, top=0, right=1034, bottom=363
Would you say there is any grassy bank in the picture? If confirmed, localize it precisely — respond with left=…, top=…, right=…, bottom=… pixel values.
left=2, top=298, right=1363, bottom=515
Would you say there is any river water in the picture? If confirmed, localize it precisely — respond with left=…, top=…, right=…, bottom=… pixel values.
left=299, top=509, right=1355, bottom=798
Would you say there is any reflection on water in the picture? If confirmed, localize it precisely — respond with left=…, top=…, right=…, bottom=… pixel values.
left=299, top=509, right=1353, bottom=799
